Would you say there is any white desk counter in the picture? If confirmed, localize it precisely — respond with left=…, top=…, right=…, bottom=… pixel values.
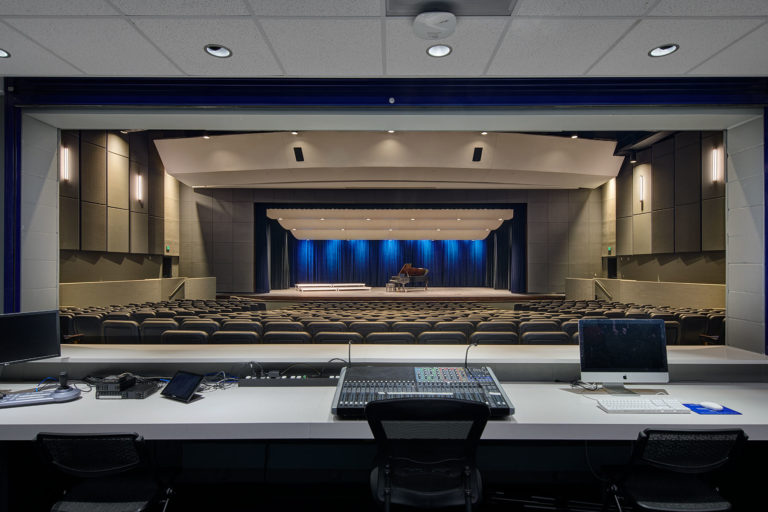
left=1, top=382, right=767, bottom=441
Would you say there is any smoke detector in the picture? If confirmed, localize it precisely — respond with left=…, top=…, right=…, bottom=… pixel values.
left=413, top=12, right=456, bottom=40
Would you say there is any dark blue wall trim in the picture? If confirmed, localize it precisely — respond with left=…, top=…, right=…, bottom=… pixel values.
left=3, top=100, right=21, bottom=313
left=5, top=77, right=768, bottom=108
left=764, top=108, right=767, bottom=355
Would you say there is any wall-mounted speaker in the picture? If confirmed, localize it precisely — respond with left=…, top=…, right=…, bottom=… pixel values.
left=472, top=147, right=483, bottom=162
left=293, top=147, right=304, bottom=162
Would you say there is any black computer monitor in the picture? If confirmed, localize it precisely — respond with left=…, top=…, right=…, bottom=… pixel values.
left=578, top=318, right=668, bottom=394
left=0, top=310, right=61, bottom=366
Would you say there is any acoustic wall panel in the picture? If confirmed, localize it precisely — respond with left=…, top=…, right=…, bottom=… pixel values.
left=632, top=212, right=652, bottom=255
left=674, top=135, right=702, bottom=206
left=80, top=202, right=106, bottom=252
left=702, top=197, right=725, bottom=251
left=701, top=132, right=726, bottom=200
left=130, top=211, right=149, bottom=254
left=651, top=208, right=675, bottom=254
left=80, top=130, right=106, bottom=148
left=148, top=215, right=164, bottom=255
left=129, top=132, right=149, bottom=165
left=129, top=160, right=148, bottom=213
left=59, top=196, right=79, bottom=250
left=148, top=162, right=164, bottom=218
left=107, top=131, right=129, bottom=157
left=616, top=216, right=633, bottom=255
left=675, top=202, right=701, bottom=253
left=107, top=207, right=129, bottom=253
left=616, top=163, right=633, bottom=219
left=107, top=152, right=129, bottom=209
left=674, top=131, right=700, bottom=151
left=651, top=149, right=674, bottom=211
left=80, top=142, right=106, bottom=205
left=60, top=131, right=80, bottom=200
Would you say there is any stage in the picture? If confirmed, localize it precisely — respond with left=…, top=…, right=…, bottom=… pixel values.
left=242, top=287, right=563, bottom=302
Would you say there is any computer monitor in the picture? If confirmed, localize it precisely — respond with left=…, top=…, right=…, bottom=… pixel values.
left=578, top=318, right=668, bottom=394
left=0, top=310, right=61, bottom=367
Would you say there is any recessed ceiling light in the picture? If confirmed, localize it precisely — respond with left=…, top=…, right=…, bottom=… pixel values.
left=388, top=228, right=393, bottom=232
left=202, top=134, right=210, bottom=140
left=486, top=229, right=490, bottom=232
left=365, top=218, right=371, bottom=221
left=457, top=218, right=461, bottom=221
left=291, top=131, right=298, bottom=135
left=629, top=151, right=638, bottom=164
left=0, top=48, right=10, bottom=58
left=410, top=218, right=415, bottom=221
left=427, top=44, right=452, bottom=58
left=480, top=132, right=488, bottom=136
left=341, top=228, right=345, bottom=231
left=387, top=130, right=395, bottom=134
left=498, top=218, right=503, bottom=221
left=648, top=44, right=679, bottom=58
left=570, top=134, right=578, bottom=139
left=204, top=44, right=232, bottom=58
left=319, top=218, right=325, bottom=221
left=291, top=228, right=296, bottom=231
left=436, top=228, right=441, bottom=232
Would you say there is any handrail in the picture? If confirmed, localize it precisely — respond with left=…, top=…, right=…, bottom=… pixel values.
left=594, top=279, right=613, bottom=300
left=168, top=279, right=186, bottom=300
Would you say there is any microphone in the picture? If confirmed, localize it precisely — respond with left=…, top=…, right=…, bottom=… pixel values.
left=348, top=339, right=352, bottom=368
left=464, top=341, right=478, bottom=369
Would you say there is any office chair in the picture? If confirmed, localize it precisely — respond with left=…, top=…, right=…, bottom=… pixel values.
left=603, top=428, right=746, bottom=512
left=37, top=432, right=170, bottom=512
left=365, top=398, right=490, bottom=512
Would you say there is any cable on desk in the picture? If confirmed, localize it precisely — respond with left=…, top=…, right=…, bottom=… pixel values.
left=279, top=363, right=321, bottom=377
left=36, top=377, right=57, bottom=392
left=200, top=371, right=238, bottom=392
left=327, top=358, right=348, bottom=366
left=248, top=361, right=265, bottom=378
left=570, top=380, right=599, bottom=392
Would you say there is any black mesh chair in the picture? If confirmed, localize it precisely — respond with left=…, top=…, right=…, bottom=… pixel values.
left=210, top=331, right=260, bottom=344
left=365, top=398, right=489, bottom=512
left=313, top=331, right=364, bottom=344
left=604, top=429, right=747, bottom=512
left=37, top=432, right=169, bottom=512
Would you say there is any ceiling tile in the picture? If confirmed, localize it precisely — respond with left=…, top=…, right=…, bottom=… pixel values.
left=0, top=21, right=83, bottom=75
left=0, top=0, right=117, bottom=15
left=689, top=23, right=768, bottom=75
left=260, top=18, right=383, bottom=76
left=589, top=18, right=764, bottom=76
left=246, top=0, right=382, bottom=17
left=487, top=18, right=634, bottom=76
left=4, top=17, right=182, bottom=75
left=650, top=0, right=768, bottom=16
left=516, top=0, right=655, bottom=16
left=132, top=17, right=282, bottom=76
left=385, top=17, right=507, bottom=76
left=111, top=0, right=250, bottom=15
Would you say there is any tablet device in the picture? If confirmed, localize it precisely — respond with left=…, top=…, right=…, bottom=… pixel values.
left=161, top=371, right=204, bottom=403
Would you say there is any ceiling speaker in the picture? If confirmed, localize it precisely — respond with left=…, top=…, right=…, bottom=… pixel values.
left=413, top=12, right=457, bottom=40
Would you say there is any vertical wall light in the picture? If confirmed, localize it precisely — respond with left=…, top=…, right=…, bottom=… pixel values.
left=136, top=174, right=143, bottom=202
left=61, top=147, right=70, bottom=181
left=711, top=147, right=720, bottom=182
left=638, top=174, right=645, bottom=211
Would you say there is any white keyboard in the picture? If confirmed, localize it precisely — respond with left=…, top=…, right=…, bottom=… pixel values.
left=596, top=397, right=691, bottom=414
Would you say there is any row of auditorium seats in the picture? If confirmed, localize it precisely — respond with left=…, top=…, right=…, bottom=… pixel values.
left=59, top=298, right=725, bottom=345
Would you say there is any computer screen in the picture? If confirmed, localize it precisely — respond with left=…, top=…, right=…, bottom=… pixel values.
left=579, top=318, right=668, bottom=389
left=0, top=310, right=61, bottom=366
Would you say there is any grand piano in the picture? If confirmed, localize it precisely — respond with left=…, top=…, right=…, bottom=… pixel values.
left=390, top=263, right=429, bottom=291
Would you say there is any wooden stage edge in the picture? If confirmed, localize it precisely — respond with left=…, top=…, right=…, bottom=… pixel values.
left=224, top=287, right=565, bottom=303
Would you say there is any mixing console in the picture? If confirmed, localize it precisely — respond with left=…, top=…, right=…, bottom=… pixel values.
left=331, top=366, right=513, bottom=418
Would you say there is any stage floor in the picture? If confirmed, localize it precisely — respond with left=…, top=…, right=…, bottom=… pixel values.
left=243, top=287, right=563, bottom=302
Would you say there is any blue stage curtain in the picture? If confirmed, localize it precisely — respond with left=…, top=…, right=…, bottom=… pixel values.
left=289, top=239, right=492, bottom=287
left=254, top=206, right=270, bottom=293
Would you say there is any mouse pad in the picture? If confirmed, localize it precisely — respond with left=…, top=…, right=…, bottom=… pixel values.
left=683, top=404, right=741, bottom=415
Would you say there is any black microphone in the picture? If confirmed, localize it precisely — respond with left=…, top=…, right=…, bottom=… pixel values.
left=464, top=341, right=478, bottom=369
left=348, top=339, right=352, bottom=368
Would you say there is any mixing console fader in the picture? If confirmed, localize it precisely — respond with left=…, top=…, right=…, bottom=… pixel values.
left=331, top=366, right=514, bottom=418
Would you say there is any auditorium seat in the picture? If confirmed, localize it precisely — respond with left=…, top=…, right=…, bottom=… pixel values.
left=520, top=331, right=573, bottom=345
left=649, top=311, right=676, bottom=321
left=313, top=331, right=364, bottom=344
left=155, top=310, right=176, bottom=318
left=519, top=320, right=560, bottom=336
left=433, top=321, right=474, bottom=338
left=101, top=320, right=140, bottom=344
left=181, top=319, right=220, bottom=336
left=679, top=314, right=709, bottom=344
left=73, top=314, right=104, bottom=343
left=104, top=311, right=132, bottom=321
left=417, top=331, right=467, bottom=345
left=624, top=309, right=648, bottom=319
left=131, top=310, right=156, bottom=323
left=475, top=321, right=518, bottom=333
left=603, top=310, right=625, bottom=318
left=222, top=320, right=263, bottom=336
left=391, top=321, right=432, bottom=337
left=263, top=331, right=312, bottom=344
left=306, top=321, right=347, bottom=337
left=264, top=321, right=304, bottom=333
left=349, top=321, right=390, bottom=337
left=140, top=319, right=179, bottom=344
left=560, top=320, right=579, bottom=338
left=210, top=331, right=260, bottom=344
left=664, top=321, right=681, bottom=345
left=469, top=331, right=518, bottom=345
left=366, top=332, right=416, bottom=344
left=706, top=314, right=725, bottom=336
left=161, top=330, right=208, bottom=344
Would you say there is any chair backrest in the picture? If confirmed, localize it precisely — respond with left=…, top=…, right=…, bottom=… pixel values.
left=104, top=311, right=132, bottom=321
left=417, top=331, right=467, bottom=345
left=180, top=319, right=220, bottom=335
left=366, top=332, right=416, bottom=344
left=475, top=321, right=518, bottom=333
left=349, top=321, right=390, bottom=336
left=131, top=310, right=156, bottom=323
left=73, top=314, right=104, bottom=339
left=210, top=331, right=260, bottom=344
left=560, top=320, right=580, bottom=337
left=664, top=320, right=681, bottom=346
left=37, top=432, right=146, bottom=478
left=263, top=331, right=312, bottom=344
left=678, top=314, right=709, bottom=344
left=101, top=320, right=140, bottom=344
left=222, top=320, right=263, bottom=335
left=433, top=321, right=474, bottom=337
left=634, top=429, right=747, bottom=474
left=391, top=321, right=432, bottom=337
left=140, top=319, right=179, bottom=344
left=264, top=321, right=304, bottom=333
left=469, top=331, right=518, bottom=345
left=520, top=331, right=573, bottom=345
left=161, top=330, right=209, bottom=344
left=306, top=321, right=347, bottom=336
left=519, top=320, right=560, bottom=335
left=313, top=331, right=364, bottom=344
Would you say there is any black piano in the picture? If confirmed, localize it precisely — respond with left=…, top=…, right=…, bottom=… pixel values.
left=391, top=263, right=429, bottom=290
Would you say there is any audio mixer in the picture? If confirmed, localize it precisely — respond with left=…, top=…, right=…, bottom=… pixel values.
left=331, top=366, right=514, bottom=418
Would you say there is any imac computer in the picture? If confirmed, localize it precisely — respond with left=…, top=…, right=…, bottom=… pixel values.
left=578, top=318, right=669, bottom=394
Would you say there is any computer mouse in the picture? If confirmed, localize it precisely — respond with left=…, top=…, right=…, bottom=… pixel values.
left=699, top=401, right=724, bottom=411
